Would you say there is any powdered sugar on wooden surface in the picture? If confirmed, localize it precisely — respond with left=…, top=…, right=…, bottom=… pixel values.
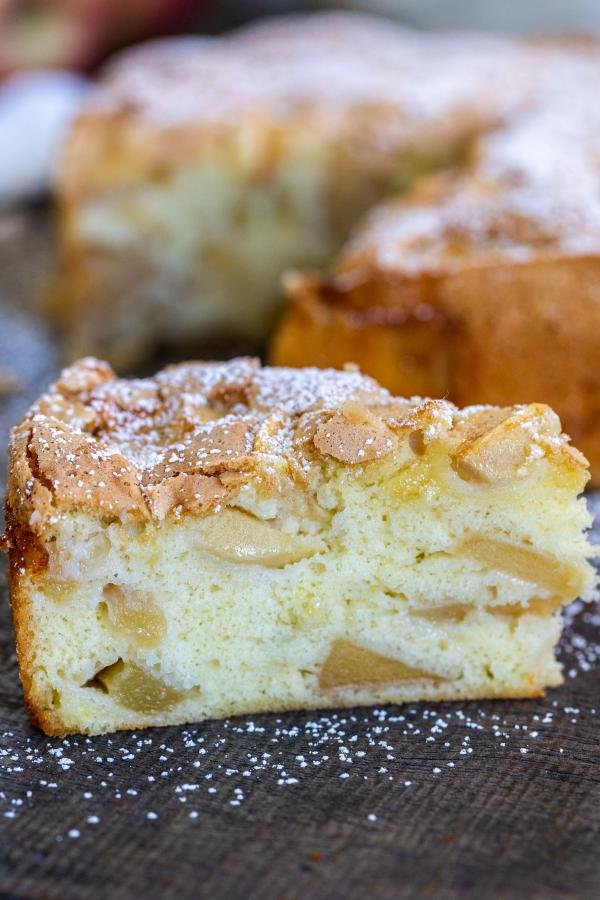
left=2, top=488, right=596, bottom=844
left=1, top=559, right=599, bottom=839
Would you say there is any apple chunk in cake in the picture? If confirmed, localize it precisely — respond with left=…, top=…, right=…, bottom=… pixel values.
left=4, top=358, right=595, bottom=735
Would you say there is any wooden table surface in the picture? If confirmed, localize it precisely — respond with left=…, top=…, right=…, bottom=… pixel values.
left=0, top=211, right=599, bottom=900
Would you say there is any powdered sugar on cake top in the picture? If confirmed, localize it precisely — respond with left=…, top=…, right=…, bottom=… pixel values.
left=90, top=14, right=525, bottom=131
left=6, top=358, right=583, bottom=527
left=338, top=47, right=600, bottom=275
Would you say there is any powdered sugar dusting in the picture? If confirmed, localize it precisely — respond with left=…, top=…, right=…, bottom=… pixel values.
left=333, top=41, right=600, bottom=274
left=90, top=14, right=525, bottom=134
left=2, top=499, right=598, bottom=837
left=1, top=589, right=598, bottom=838
left=252, top=365, right=390, bottom=416
left=20, top=358, right=403, bottom=485
left=9, top=356, right=581, bottom=526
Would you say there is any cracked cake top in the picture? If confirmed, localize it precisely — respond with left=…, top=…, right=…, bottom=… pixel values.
left=6, top=358, right=587, bottom=530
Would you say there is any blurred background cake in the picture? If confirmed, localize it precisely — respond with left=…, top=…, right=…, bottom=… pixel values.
left=0, top=1, right=599, bottom=485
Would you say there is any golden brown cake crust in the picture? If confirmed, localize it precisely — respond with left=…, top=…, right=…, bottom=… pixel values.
left=273, top=252, right=600, bottom=481
left=6, top=358, right=588, bottom=544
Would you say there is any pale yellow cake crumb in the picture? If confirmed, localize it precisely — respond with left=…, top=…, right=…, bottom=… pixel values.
left=4, top=358, right=595, bottom=735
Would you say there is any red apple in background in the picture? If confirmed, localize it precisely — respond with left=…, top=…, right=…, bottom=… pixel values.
left=0, top=0, right=206, bottom=78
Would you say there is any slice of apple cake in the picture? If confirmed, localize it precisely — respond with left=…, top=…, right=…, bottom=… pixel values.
left=4, top=358, right=595, bottom=735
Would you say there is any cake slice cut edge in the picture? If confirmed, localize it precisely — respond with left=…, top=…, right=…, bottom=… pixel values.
left=3, top=357, right=596, bottom=736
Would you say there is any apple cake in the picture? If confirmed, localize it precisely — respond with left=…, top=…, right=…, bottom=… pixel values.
left=47, top=13, right=537, bottom=366
left=4, top=358, right=595, bottom=736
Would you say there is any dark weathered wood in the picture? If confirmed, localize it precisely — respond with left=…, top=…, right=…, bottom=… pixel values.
left=0, top=211, right=599, bottom=900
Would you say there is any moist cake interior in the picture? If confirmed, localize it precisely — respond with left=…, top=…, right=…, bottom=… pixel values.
left=6, top=359, right=594, bottom=735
